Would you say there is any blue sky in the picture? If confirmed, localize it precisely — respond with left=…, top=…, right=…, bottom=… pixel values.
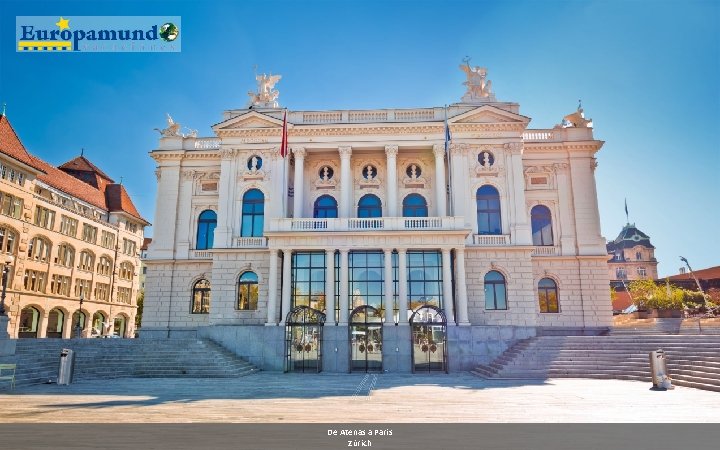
left=0, top=0, right=718, bottom=276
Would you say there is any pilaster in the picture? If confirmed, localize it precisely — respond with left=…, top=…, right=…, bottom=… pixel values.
left=292, top=147, right=306, bottom=218
left=385, top=145, right=399, bottom=217
left=433, top=144, right=448, bottom=216
left=339, top=147, right=353, bottom=218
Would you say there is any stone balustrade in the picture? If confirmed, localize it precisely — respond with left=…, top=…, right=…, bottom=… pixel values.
left=531, top=246, right=559, bottom=256
left=472, top=234, right=510, bottom=246
left=268, top=216, right=466, bottom=233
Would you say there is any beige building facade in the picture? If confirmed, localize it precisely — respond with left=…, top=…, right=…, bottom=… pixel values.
left=607, top=223, right=658, bottom=282
left=0, top=114, right=148, bottom=339
left=143, top=66, right=612, bottom=372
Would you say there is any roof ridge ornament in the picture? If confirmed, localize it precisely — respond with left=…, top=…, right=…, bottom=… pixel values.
left=247, top=72, right=282, bottom=108
left=459, top=57, right=496, bottom=103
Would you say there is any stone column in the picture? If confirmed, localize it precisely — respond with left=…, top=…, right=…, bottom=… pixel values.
left=455, top=248, right=470, bottom=325
left=569, top=156, right=606, bottom=255
left=554, top=163, right=576, bottom=256
left=266, top=249, right=280, bottom=325
left=325, top=249, right=336, bottom=326
left=148, top=161, right=181, bottom=259
left=215, top=148, right=238, bottom=248
left=450, top=144, right=469, bottom=224
left=292, top=147, right=306, bottom=218
left=506, top=142, right=532, bottom=245
left=338, top=249, right=349, bottom=325
left=397, top=249, right=408, bottom=325
left=280, top=249, right=292, bottom=325
left=62, top=311, right=74, bottom=339
left=383, top=249, right=394, bottom=324
left=385, top=145, right=399, bottom=217
left=441, top=248, right=456, bottom=324
left=176, top=170, right=197, bottom=257
left=433, top=144, right=447, bottom=216
left=339, top=147, right=353, bottom=218
left=269, top=151, right=286, bottom=220
left=37, top=310, right=49, bottom=338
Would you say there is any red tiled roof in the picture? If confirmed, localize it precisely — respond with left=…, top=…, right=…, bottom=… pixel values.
left=105, top=183, right=148, bottom=224
left=667, top=266, right=720, bottom=281
left=59, top=155, right=114, bottom=183
left=612, top=290, right=633, bottom=311
left=0, top=114, right=46, bottom=172
left=32, top=156, right=109, bottom=210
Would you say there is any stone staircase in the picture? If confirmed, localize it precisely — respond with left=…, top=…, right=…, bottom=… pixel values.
left=0, top=338, right=257, bottom=389
left=472, top=335, right=720, bottom=392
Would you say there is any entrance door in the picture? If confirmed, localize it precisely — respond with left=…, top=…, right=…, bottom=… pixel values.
left=409, top=305, right=448, bottom=373
left=18, top=306, right=40, bottom=338
left=46, top=308, right=64, bottom=338
left=285, top=306, right=325, bottom=373
left=349, top=305, right=383, bottom=372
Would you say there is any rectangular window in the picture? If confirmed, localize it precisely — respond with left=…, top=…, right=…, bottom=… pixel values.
left=59, top=215, right=78, bottom=237
left=100, top=230, right=116, bottom=249
left=406, top=251, right=443, bottom=310
left=94, top=282, right=110, bottom=301
left=34, top=206, right=56, bottom=230
left=74, top=279, right=92, bottom=298
left=291, top=251, right=326, bottom=310
left=122, top=238, right=137, bottom=256
left=348, top=251, right=385, bottom=312
left=616, top=268, right=627, bottom=280
left=82, top=224, right=98, bottom=244
left=117, top=287, right=132, bottom=304
left=0, top=191, right=23, bottom=219
left=637, top=267, right=647, bottom=278
left=23, top=270, right=47, bottom=292
left=125, top=221, right=138, bottom=233
left=50, top=274, right=72, bottom=296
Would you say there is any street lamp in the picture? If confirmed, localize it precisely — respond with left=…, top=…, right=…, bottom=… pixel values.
left=75, top=294, right=84, bottom=338
left=0, top=255, right=14, bottom=316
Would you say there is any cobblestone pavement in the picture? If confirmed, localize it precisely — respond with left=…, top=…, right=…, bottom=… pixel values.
left=1, top=373, right=717, bottom=423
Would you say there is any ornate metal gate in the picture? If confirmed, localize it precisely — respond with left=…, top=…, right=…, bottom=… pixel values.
left=409, top=305, right=448, bottom=373
left=285, top=306, right=325, bottom=373
left=349, top=305, right=383, bottom=373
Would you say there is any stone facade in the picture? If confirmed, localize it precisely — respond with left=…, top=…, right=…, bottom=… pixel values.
left=0, top=114, right=147, bottom=339
left=143, top=68, right=612, bottom=372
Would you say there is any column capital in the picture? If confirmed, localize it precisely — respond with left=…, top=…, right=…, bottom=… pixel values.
left=553, top=162, right=570, bottom=173
left=441, top=248, right=451, bottom=255
left=397, top=248, right=407, bottom=255
left=455, top=247, right=465, bottom=256
left=384, top=145, right=399, bottom=157
left=338, top=146, right=352, bottom=158
left=504, top=142, right=523, bottom=155
left=339, top=248, right=350, bottom=255
left=292, top=146, right=306, bottom=158
left=432, top=144, right=446, bottom=158
left=450, top=142, right=469, bottom=156
left=219, top=148, right=239, bottom=159
left=325, top=248, right=335, bottom=255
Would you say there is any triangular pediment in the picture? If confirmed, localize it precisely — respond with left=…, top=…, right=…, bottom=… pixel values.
left=212, top=111, right=285, bottom=131
left=449, top=105, right=530, bottom=125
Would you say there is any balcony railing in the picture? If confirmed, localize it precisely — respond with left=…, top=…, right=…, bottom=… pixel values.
left=190, top=250, right=212, bottom=259
left=472, top=234, right=510, bottom=246
left=234, top=237, right=268, bottom=248
left=531, top=246, right=559, bottom=256
left=268, top=217, right=466, bottom=233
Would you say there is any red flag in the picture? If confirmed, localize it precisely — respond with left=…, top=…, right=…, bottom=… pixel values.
left=280, top=111, right=288, bottom=158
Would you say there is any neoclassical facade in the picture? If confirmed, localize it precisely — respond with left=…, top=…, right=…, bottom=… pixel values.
left=0, top=113, right=148, bottom=339
left=143, top=67, right=611, bottom=372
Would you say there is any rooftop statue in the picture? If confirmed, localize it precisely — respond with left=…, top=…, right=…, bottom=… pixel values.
left=247, top=73, right=282, bottom=108
left=460, top=57, right=496, bottom=103
left=154, top=113, right=182, bottom=137
left=558, top=100, right=593, bottom=128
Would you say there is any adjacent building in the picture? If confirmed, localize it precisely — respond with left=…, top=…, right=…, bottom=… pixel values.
left=607, top=223, right=658, bottom=282
left=143, top=66, right=612, bottom=372
left=0, top=113, right=148, bottom=339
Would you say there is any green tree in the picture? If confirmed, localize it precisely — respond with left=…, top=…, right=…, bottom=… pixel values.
left=135, top=290, right=144, bottom=329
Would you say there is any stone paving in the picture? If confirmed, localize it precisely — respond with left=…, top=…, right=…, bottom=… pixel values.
left=0, top=372, right=718, bottom=423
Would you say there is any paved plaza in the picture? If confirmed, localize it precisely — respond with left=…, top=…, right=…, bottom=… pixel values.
left=1, top=373, right=718, bottom=423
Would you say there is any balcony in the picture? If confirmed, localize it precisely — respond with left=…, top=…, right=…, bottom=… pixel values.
left=190, top=250, right=212, bottom=259
left=472, top=234, right=510, bottom=246
left=267, top=217, right=466, bottom=233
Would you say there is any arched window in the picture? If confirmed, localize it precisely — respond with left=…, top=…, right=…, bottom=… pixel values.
left=18, top=306, right=40, bottom=338
left=357, top=194, right=382, bottom=218
left=531, top=205, right=554, bottom=246
left=97, top=256, right=113, bottom=276
left=476, top=185, right=501, bottom=235
left=27, top=236, right=51, bottom=262
left=191, top=279, right=211, bottom=314
left=78, top=250, right=95, bottom=271
left=56, top=243, right=75, bottom=267
left=241, top=189, right=265, bottom=237
left=402, top=194, right=428, bottom=217
left=237, top=271, right=259, bottom=310
left=538, top=278, right=559, bottom=313
left=92, top=312, right=106, bottom=336
left=46, top=308, right=64, bottom=338
left=196, top=209, right=217, bottom=250
left=0, top=225, right=17, bottom=254
left=313, top=195, right=338, bottom=218
left=484, top=270, right=507, bottom=310
left=119, top=261, right=134, bottom=281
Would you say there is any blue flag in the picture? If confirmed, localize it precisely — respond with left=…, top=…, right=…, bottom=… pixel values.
left=444, top=110, right=451, bottom=153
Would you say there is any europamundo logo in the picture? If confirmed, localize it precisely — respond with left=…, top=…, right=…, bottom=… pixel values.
left=16, top=16, right=181, bottom=52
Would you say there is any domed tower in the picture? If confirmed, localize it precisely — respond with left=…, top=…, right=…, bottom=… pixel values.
left=607, top=223, right=658, bottom=281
